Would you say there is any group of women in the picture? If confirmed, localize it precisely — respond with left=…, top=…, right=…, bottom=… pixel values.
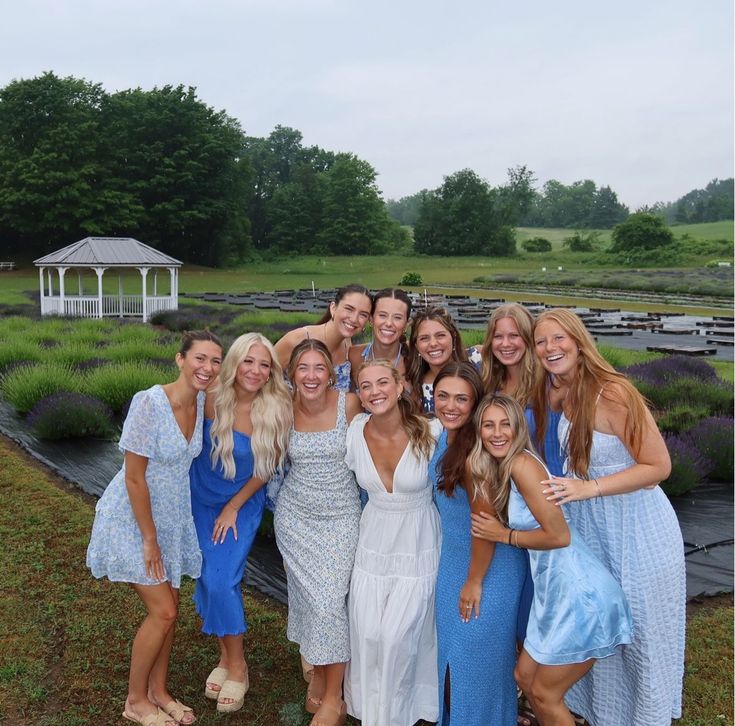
left=86, top=283, right=685, bottom=726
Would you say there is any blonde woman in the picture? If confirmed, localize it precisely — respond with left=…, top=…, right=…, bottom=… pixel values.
left=532, top=309, right=685, bottom=725
left=345, top=360, right=441, bottom=726
left=189, top=333, right=292, bottom=713
left=469, top=394, right=632, bottom=726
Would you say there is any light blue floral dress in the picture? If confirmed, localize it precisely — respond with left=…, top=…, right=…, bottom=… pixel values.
left=86, top=385, right=204, bottom=588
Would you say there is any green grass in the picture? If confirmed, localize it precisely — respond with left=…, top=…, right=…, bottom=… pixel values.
left=0, top=437, right=731, bottom=725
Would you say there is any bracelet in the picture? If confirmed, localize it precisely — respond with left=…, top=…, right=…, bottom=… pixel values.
left=513, top=529, right=520, bottom=548
left=593, top=478, right=602, bottom=497
left=507, top=528, right=514, bottom=545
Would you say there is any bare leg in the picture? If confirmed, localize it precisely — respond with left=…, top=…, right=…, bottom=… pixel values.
left=515, top=650, right=541, bottom=722
left=310, top=662, right=347, bottom=726
left=526, top=653, right=594, bottom=726
left=217, top=634, right=248, bottom=705
left=124, top=583, right=178, bottom=725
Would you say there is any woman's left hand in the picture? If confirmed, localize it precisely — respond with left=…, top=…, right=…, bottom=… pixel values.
left=212, top=503, right=238, bottom=544
left=541, top=476, right=594, bottom=505
left=470, top=511, right=506, bottom=542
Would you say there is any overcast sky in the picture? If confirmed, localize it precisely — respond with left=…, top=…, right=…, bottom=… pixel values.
left=1, top=0, right=732, bottom=208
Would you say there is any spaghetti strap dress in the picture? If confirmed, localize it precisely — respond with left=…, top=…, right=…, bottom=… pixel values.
left=344, top=414, right=441, bottom=726
left=86, top=385, right=203, bottom=588
left=431, top=429, right=528, bottom=726
left=189, top=419, right=265, bottom=635
left=559, top=415, right=686, bottom=726
left=509, top=451, right=633, bottom=665
left=273, top=391, right=361, bottom=665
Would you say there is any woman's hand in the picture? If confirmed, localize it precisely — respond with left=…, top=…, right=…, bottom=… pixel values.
left=459, top=579, right=482, bottom=622
left=470, top=511, right=507, bottom=542
left=143, top=538, right=165, bottom=581
left=541, top=476, right=595, bottom=506
left=212, top=503, right=238, bottom=544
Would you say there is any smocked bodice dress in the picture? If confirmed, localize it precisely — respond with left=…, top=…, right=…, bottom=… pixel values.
left=189, top=419, right=265, bottom=635
left=273, top=391, right=361, bottom=665
left=344, top=414, right=441, bottom=726
left=559, top=415, right=686, bottom=726
left=508, top=451, right=632, bottom=666
left=87, top=385, right=203, bottom=588
left=431, top=430, right=528, bottom=726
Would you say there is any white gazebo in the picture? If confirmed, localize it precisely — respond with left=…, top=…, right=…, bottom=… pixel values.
left=34, top=237, right=182, bottom=322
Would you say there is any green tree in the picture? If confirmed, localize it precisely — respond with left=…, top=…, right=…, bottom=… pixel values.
left=610, top=213, right=674, bottom=252
left=386, top=190, right=428, bottom=226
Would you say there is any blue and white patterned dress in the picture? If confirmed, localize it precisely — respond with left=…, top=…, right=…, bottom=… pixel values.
left=86, top=385, right=204, bottom=588
left=559, top=415, right=686, bottom=726
left=274, top=391, right=361, bottom=664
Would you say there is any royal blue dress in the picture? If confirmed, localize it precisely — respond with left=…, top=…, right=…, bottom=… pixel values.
left=430, top=430, right=528, bottom=726
left=189, top=419, right=265, bottom=635
left=508, top=451, right=633, bottom=666
left=526, top=408, right=565, bottom=477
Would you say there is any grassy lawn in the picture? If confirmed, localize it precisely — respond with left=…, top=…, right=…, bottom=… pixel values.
left=0, top=436, right=732, bottom=726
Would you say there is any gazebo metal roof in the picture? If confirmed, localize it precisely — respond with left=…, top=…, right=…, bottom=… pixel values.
left=34, top=237, right=182, bottom=267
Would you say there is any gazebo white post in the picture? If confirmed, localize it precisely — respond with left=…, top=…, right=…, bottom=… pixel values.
left=94, top=267, right=105, bottom=319
left=118, top=274, right=123, bottom=317
left=47, top=269, right=53, bottom=297
left=77, top=271, right=83, bottom=296
left=168, top=267, right=177, bottom=310
left=139, top=267, right=149, bottom=322
left=153, top=270, right=158, bottom=297
left=38, top=267, right=45, bottom=315
left=58, top=267, right=67, bottom=316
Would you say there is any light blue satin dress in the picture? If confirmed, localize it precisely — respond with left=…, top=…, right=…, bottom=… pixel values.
left=508, top=451, right=633, bottom=666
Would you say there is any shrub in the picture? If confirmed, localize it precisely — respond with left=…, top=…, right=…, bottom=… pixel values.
left=82, top=362, right=172, bottom=413
left=399, top=272, right=423, bottom=286
left=563, top=231, right=599, bottom=252
left=100, top=340, right=179, bottom=364
left=635, top=379, right=732, bottom=416
left=625, top=355, right=719, bottom=385
left=662, top=434, right=713, bottom=497
left=27, top=392, right=114, bottom=440
left=49, top=342, right=98, bottom=367
left=686, top=417, right=734, bottom=481
left=0, top=341, right=43, bottom=372
left=521, top=237, right=552, bottom=253
left=657, top=404, right=710, bottom=434
left=0, top=363, right=79, bottom=414
left=611, top=213, right=674, bottom=252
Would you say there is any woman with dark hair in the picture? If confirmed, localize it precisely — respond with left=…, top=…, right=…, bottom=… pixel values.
left=274, top=339, right=362, bottom=726
left=530, top=309, right=685, bottom=726
left=430, top=363, right=528, bottom=726
left=274, top=284, right=372, bottom=391
left=469, top=393, right=633, bottom=726
left=87, top=330, right=223, bottom=726
left=189, top=333, right=292, bottom=713
left=405, top=307, right=480, bottom=413
left=348, top=287, right=412, bottom=386
left=345, top=360, right=441, bottom=726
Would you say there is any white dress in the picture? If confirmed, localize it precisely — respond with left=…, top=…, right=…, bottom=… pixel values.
left=344, top=414, right=441, bottom=726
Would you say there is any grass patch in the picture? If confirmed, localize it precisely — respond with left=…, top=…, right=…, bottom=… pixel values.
left=82, top=363, right=173, bottom=413
left=0, top=363, right=79, bottom=414
left=0, top=437, right=731, bottom=725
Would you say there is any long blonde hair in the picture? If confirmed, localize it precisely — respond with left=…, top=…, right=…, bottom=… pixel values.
left=357, top=359, right=435, bottom=460
left=480, top=303, right=535, bottom=406
left=468, top=393, right=531, bottom=523
left=210, top=333, right=292, bottom=480
left=531, top=308, right=649, bottom=478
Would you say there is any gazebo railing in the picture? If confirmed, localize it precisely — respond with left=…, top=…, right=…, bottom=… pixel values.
left=41, top=295, right=177, bottom=319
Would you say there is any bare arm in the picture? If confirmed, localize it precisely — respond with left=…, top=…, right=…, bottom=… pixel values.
left=124, top=451, right=165, bottom=581
left=274, top=328, right=302, bottom=370
left=348, top=344, right=366, bottom=387
left=213, top=476, right=266, bottom=544
left=460, top=474, right=496, bottom=622
left=345, top=391, right=363, bottom=423
left=471, top=453, right=570, bottom=551
left=543, top=385, right=671, bottom=504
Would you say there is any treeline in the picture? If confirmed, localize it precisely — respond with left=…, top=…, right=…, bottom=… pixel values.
left=641, top=178, right=734, bottom=225
left=0, top=73, right=404, bottom=264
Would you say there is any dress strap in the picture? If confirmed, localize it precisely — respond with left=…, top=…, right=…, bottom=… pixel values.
left=362, top=342, right=373, bottom=361
left=523, top=448, right=551, bottom=477
left=595, top=385, right=608, bottom=406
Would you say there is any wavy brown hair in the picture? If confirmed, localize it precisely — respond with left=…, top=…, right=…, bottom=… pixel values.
left=433, top=362, right=484, bottom=497
left=316, top=283, right=372, bottom=324
left=405, top=307, right=468, bottom=407
left=480, top=303, right=535, bottom=407
left=530, top=308, right=649, bottom=478
left=468, top=393, right=532, bottom=522
left=356, top=359, right=434, bottom=460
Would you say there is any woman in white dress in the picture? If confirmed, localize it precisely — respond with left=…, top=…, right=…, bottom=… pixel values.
left=344, top=359, right=441, bottom=726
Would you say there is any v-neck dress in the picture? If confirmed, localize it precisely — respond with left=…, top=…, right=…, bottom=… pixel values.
left=87, top=385, right=204, bottom=588
left=343, top=413, right=442, bottom=726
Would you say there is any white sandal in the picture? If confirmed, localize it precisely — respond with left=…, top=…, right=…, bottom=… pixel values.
left=216, top=676, right=249, bottom=713
left=204, top=666, right=229, bottom=700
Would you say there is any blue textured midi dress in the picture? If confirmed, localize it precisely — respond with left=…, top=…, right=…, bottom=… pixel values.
left=508, top=451, right=633, bottom=666
left=559, top=416, right=686, bottom=726
left=431, top=430, right=528, bottom=726
left=189, top=419, right=265, bottom=635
